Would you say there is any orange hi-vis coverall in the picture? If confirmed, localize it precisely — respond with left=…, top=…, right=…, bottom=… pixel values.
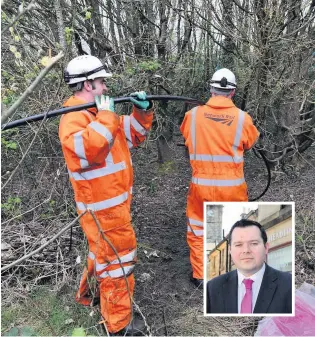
left=59, top=96, right=153, bottom=333
left=180, top=96, right=259, bottom=279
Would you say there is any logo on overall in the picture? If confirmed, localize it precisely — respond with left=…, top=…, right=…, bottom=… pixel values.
left=204, top=113, right=235, bottom=126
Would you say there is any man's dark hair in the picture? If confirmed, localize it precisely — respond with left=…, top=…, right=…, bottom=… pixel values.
left=69, top=82, right=84, bottom=92
left=228, top=219, right=268, bottom=245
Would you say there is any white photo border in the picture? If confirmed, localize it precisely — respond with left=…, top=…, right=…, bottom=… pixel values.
left=203, top=201, right=295, bottom=317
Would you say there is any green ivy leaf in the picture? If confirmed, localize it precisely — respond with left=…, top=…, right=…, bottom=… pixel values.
left=4, top=327, right=19, bottom=336
left=7, top=142, right=17, bottom=150
left=20, top=326, right=37, bottom=336
left=72, top=327, right=86, bottom=336
left=9, top=45, right=17, bottom=53
left=65, top=27, right=74, bottom=45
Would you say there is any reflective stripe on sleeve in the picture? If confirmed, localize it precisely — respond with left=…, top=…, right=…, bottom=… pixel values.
left=69, top=162, right=126, bottom=181
left=232, top=109, right=245, bottom=154
left=189, top=154, right=244, bottom=163
left=76, top=192, right=128, bottom=211
left=124, top=116, right=132, bottom=145
left=130, top=186, right=133, bottom=195
left=88, top=251, right=96, bottom=260
left=188, top=218, right=203, bottom=227
left=191, top=107, right=198, bottom=159
left=130, top=116, right=147, bottom=135
left=192, top=176, right=245, bottom=186
left=99, top=265, right=135, bottom=279
left=89, top=121, right=113, bottom=146
left=105, top=152, right=114, bottom=165
left=73, top=130, right=89, bottom=169
left=187, top=226, right=204, bottom=236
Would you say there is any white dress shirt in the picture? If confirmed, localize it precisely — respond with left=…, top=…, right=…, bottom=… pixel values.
left=237, top=263, right=266, bottom=313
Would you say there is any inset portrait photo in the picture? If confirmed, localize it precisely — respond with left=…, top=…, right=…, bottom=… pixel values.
left=204, top=202, right=294, bottom=317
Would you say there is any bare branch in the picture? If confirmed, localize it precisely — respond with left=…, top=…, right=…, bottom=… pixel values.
left=2, top=79, right=63, bottom=190
left=1, top=0, right=37, bottom=35
left=230, top=0, right=253, bottom=15
left=1, top=51, right=64, bottom=125
left=270, top=14, right=315, bottom=43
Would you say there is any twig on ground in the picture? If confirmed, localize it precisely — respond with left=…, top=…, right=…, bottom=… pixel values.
left=1, top=212, right=86, bottom=272
left=163, top=308, right=168, bottom=336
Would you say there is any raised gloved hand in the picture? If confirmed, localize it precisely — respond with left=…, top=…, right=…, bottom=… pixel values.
left=95, top=95, right=115, bottom=112
left=129, top=91, right=151, bottom=110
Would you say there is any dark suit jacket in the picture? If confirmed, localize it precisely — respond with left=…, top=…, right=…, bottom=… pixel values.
left=206, top=264, right=292, bottom=314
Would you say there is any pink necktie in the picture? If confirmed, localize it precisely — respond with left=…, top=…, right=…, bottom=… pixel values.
left=241, top=279, right=254, bottom=313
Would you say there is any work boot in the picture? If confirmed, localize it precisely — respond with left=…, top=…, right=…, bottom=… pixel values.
left=114, top=316, right=147, bottom=336
left=190, top=272, right=204, bottom=288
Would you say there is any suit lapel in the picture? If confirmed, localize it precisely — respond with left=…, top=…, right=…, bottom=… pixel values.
left=223, top=271, right=238, bottom=313
left=254, top=264, right=278, bottom=313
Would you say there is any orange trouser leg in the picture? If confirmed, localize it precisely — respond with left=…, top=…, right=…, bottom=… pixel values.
left=185, top=181, right=249, bottom=279
left=187, top=230, right=204, bottom=279
left=100, top=273, right=135, bottom=333
left=76, top=255, right=98, bottom=306
left=77, top=215, right=137, bottom=333
left=186, top=183, right=204, bottom=280
left=93, top=221, right=137, bottom=333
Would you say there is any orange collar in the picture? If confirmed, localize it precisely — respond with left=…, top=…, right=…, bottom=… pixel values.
left=63, top=95, right=98, bottom=115
left=205, top=96, right=236, bottom=109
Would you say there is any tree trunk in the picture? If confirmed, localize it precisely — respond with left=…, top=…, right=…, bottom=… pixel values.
left=54, top=0, right=66, bottom=51
left=221, top=0, right=235, bottom=68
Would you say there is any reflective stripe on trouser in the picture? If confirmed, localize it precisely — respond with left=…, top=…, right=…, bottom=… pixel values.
left=76, top=218, right=137, bottom=333
left=187, top=216, right=204, bottom=280
left=192, top=176, right=245, bottom=187
left=76, top=253, right=99, bottom=306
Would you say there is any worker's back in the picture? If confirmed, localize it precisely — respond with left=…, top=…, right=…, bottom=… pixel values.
left=181, top=67, right=260, bottom=284
left=181, top=96, right=259, bottom=201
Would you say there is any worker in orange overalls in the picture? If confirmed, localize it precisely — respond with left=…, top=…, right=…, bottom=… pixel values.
left=59, top=55, right=154, bottom=335
left=180, top=68, right=260, bottom=287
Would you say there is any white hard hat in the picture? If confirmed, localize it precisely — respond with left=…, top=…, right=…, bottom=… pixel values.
left=64, top=55, right=112, bottom=84
left=210, top=68, right=237, bottom=89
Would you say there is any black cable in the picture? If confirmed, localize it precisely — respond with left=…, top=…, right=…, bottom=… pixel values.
left=1, top=95, right=204, bottom=131
left=249, top=148, right=271, bottom=201
left=1, top=95, right=271, bottom=200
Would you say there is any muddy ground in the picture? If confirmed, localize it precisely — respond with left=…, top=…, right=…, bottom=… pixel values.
left=130, top=138, right=315, bottom=336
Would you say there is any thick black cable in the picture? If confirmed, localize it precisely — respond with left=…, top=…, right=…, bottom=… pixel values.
left=1, top=95, right=271, bottom=200
left=249, top=148, right=271, bottom=201
left=1, top=95, right=204, bottom=131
